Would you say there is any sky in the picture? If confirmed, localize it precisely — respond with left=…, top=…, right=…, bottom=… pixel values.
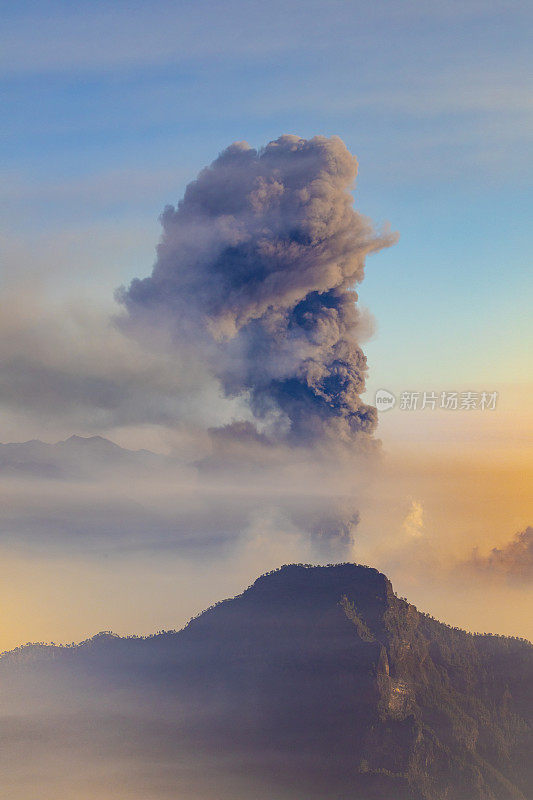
left=1, top=0, right=532, bottom=650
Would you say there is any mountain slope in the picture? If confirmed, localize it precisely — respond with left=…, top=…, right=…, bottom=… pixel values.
left=1, top=564, right=532, bottom=800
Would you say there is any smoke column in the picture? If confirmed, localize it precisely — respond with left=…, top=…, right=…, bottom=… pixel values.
left=119, top=135, right=397, bottom=447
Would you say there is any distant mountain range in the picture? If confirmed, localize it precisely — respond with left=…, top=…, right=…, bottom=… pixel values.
left=1, top=564, right=532, bottom=799
left=0, top=434, right=166, bottom=479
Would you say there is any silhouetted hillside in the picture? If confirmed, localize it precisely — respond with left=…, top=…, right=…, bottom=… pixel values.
left=1, top=564, right=531, bottom=799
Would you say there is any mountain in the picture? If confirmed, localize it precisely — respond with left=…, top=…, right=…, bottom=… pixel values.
left=0, top=434, right=166, bottom=479
left=1, top=564, right=532, bottom=800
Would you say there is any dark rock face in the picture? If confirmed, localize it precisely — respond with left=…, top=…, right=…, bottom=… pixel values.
left=1, top=564, right=532, bottom=800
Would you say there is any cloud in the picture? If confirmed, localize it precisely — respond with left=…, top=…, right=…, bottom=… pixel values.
left=402, top=500, right=425, bottom=538
left=468, top=527, right=533, bottom=582
left=0, top=420, right=381, bottom=564
left=120, top=134, right=397, bottom=447
left=2, top=1, right=527, bottom=76
left=0, top=283, right=233, bottom=439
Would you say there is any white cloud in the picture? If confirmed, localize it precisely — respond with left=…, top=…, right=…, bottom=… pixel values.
left=402, top=499, right=425, bottom=539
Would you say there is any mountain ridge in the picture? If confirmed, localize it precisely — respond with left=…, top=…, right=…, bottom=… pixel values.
left=1, top=563, right=532, bottom=800
left=0, top=434, right=167, bottom=479
left=4, top=563, right=530, bottom=656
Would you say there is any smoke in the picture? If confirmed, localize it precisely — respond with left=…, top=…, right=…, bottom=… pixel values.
left=119, top=134, right=397, bottom=447
left=468, top=527, right=533, bottom=582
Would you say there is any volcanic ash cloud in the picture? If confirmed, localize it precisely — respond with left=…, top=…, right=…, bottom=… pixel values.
left=119, top=134, right=397, bottom=447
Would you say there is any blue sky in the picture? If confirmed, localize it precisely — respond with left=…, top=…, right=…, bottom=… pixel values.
left=1, top=0, right=531, bottom=409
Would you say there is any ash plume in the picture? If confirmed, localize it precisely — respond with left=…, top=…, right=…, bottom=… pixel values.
left=119, top=135, right=397, bottom=446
